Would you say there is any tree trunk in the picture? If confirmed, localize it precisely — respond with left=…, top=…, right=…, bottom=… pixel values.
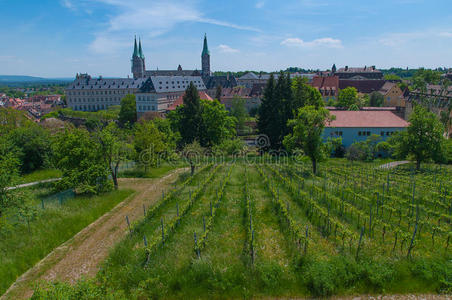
left=111, top=167, right=119, bottom=190
left=190, top=161, right=195, bottom=176
left=312, top=158, right=317, bottom=175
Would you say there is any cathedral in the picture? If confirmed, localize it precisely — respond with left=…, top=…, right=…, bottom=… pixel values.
left=131, top=34, right=236, bottom=89
left=65, top=34, right=237, bottom=113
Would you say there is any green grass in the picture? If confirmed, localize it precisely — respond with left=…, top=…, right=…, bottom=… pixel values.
left=0, top=188, right=133, bottom=296
left=18, top=169, right=62, bottom=184
left=31, top=161, right=452, bottom=298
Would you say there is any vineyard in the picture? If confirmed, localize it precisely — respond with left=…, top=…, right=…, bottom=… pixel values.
left=36, top=160, right=452, bottom=298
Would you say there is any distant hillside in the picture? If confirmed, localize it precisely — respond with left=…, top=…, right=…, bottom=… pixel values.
left=0, top=75, right=72, bottom=87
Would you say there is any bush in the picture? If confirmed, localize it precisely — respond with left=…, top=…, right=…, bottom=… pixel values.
left=212, top=138, right=245, bottom=156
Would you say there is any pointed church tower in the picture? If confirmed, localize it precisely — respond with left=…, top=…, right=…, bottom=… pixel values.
left=201, top=33, right=210, bottom=78
left=131, top=36, right=145, bottom=79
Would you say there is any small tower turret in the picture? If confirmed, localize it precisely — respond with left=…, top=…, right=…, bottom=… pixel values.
left=201, top=33, right=210, bottom=78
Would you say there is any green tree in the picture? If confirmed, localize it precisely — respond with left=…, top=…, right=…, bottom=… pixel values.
left=257, top=73, right=294, bottom=149
left=391, top=105, right=445, bottom=170
left=230, top=96, right=248, bottom=135
left=97, top=122, right=133, bottom=189
left=118, top=94, right=137, bottom=127
left=7, top=124, right=52, bottom=173
left=337, top=87, right=358, bottom=108
left=257, top=74, right=276, bottom=148
left=133, top=120, right=166, bottom=172
left=177, top=82, right=203, bottom=145
left=291, top=77, right=324, bottom=110
left=283, top=106, right=334, bottom=174
left=0, top=137, right=20, bottom=219
left=199, top=99, right=236, bottom=147
left=384, top=74, right=402, bottom=81
left=52, top=127, right=111, bottom=194
left=369, top=91, right=384, bottom=107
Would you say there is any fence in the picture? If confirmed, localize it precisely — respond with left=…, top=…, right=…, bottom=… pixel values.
left=40, top=189, right=75, bottom=209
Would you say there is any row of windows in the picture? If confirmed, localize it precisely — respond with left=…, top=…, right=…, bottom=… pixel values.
left=69, top=97, right=121, bottom=103
left=138, top=105, right=156, bottom=111
left=158, top=84, right=203, bottom=90
left=158, top=80, right=201, bottom=85
left=67, top=90, right=131, bottom=96
left=73, top=104, right=110, bottom=111
left=358, top=131, right=394, bottom=137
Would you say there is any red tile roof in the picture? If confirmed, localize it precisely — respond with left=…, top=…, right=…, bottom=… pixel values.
left=326, top=110, right=409, bottom=128
left=311, top=76, right=339, bottom=96
left=167, top=91, right=213, bottom=111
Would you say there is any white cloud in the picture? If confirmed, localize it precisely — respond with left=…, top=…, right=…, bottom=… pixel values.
left=60, top=0, right=75, bottom=10
left=281, top=37, right=342, bottom=48
left=217, top=44, right=239, bottom=53
left=60, top=0, right=260, bottom=55
left=439, top=32, right=452, bottom=38
left=255, top=1, right=264, bottom=8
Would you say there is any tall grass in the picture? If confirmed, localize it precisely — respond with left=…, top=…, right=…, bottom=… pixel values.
left=19, top=169, right=62, bottom=184
left=0, top=188, right=133, bottom=295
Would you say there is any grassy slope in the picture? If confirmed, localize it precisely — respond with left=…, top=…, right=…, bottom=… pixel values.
left=18, top=169, right=62, bottom=184
left=0, top=188, right=133, bottom=295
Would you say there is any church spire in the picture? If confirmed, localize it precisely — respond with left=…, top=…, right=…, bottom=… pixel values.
left=133, top=36, right=138, bottom=57
left=138, top=38, right=144, bottom=58
left=202, top=33, right=209, bottom=56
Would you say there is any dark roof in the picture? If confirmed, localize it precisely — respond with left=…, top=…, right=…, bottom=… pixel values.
left=66, top=77, right=147, bottom=90
left=336, top=66, right=381, bottom=73
left=339, top=79, right=385, bottom=94
left=204, top=75, right=237, bottom=89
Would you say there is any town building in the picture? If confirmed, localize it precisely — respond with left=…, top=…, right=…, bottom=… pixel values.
left=310, top=75, right=339, bottom=101
left=378, top=82, right=405, bottom=107
left=324, top=109, right=409, bottom=147
left=135, top=75, right=206, bottom=115
left=66, top=74, right=147, bottom=111
left=334, top=66, right=383, bottom=80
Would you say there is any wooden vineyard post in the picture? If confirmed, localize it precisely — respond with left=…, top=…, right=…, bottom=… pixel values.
left=143, top=204, right=146, bottom=217
left=251, top=229, right=255, bottom=264
left=356, top=227, right=364, bottom=260
left=407, top=204, right=419, bottom=258
left=41, top=199, right=45, bottom=209
left=143, top=235, right=148, bottom=247
left=304, top=225, right=309, bottom=255
left=161, top=218, right=164, bottom=244
left=126, top=215, right=131, bottom=233
left=210, top=201, right=213, bottom=216
left=194, top=232, right=200, bottom=258
left=203, top=216, right=206, bottom=232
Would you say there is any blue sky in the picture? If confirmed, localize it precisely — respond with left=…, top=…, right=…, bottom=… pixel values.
left=1, top=0, right=452, bottom=77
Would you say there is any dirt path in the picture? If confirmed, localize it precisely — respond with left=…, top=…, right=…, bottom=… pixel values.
left=1, top=169, right=185, bottom=300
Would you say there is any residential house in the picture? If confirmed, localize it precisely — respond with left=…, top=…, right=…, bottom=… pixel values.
left=378, top=82, right=405, bottom=107
left=324, top=109, right=409, bottom=147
